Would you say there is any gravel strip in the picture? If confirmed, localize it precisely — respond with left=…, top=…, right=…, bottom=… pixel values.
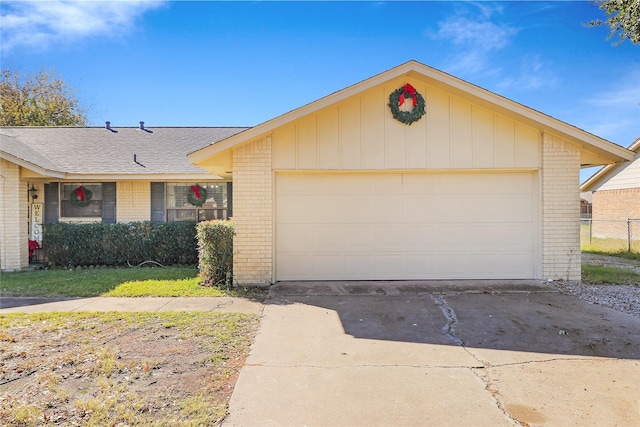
left=551, top=281, right=640, bottom=318
left=547, top=253, right=640, bottom=318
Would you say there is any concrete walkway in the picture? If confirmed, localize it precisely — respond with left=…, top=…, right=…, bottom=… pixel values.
left=2, top=282, right=639, bottom=426
left=0, top=296, right=263, bottom=315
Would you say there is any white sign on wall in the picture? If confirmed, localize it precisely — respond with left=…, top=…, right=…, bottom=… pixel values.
left=31, top=203, right=43, bottom=242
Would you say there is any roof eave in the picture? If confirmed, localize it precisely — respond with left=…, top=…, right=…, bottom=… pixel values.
left=59, top=173, right=227, bottom=181
left=0, top=151, right=66, bottom=178
left=580, top=137, right=640, bottom=191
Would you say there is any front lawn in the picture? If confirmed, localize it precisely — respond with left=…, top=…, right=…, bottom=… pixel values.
left=0, top=267, right=264, bottom=298
left=0, top=311, right=259, bottom=426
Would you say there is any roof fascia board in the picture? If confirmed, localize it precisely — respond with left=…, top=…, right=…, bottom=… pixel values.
left=61, top=173, right=225, bottom=181
left=0, top=151, right=66, bottom=178
left=189, top=60, right=634, bottom=164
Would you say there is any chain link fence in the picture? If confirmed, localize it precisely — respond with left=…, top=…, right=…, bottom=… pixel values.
left=581, top=218, right=640, bottom=253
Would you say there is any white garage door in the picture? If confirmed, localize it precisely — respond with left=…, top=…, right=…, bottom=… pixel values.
left=276, top=172, right=536, bottom=281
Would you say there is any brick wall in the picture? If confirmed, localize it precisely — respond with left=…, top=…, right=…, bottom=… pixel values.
left=0, top=159, right=29, bottom=270
left=117, top=181, right=151, bottom=223
left=541, top=133, right=581, bottom=281
left=232, top=136, right=273, bottom=285
left=592, top=188, right=640, bottom=238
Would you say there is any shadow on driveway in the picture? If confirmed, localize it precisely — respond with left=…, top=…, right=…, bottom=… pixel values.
left=269, top=281, right=640, bottom=360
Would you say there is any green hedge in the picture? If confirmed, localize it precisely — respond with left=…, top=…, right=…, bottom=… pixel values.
left=43, top=221, right=198, bottom=267
left=196, top=220, right=234, bottom=287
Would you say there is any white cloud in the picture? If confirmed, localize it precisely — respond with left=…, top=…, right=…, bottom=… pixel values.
left=428, top=6, right=518, bottom=78
left=572, top=68, right=640, bottom=145
left=432, top=16, right=517, bottom=52
left=497, top=54, right=559, bottom=92
left=1, top=1, right=166, bottom=52
left=428, top=6, right=559, bottom=93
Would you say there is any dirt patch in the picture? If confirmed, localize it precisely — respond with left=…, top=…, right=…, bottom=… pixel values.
left=0, top=312, right=259, bottom=426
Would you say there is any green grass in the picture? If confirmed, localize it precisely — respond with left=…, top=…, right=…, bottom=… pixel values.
left=581, top=264, right=640, bottom=286
left=581, top=247, right=640, bottom=261
left=104, top=277, right=228, bottom=297
left=0, top=267, right=265, bottom=298
left=580, top=224, right=640, bottom=259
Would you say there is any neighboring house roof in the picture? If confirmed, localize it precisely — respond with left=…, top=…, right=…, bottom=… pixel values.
left=0, top=125, right=249, bottom=180
left=580, top=137, right=640, bottom=192
left=189, top=60, right=635, bottom=176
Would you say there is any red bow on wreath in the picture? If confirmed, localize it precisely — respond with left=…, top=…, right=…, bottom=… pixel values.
left=398, top=84, right=418, bottom=107
left=74, top=186, right=85, bottom=201
left=190, top=185, right=201, bottom=200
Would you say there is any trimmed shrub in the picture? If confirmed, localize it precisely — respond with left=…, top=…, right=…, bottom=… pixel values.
left=196, top=220, right=234, bottom=287
left=43, top=221, right=198, bottom=267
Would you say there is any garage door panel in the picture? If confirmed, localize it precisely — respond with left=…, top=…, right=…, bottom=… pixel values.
left=468, top=224, right=533, bottom=250
left=374, top=226, right=409, bottom=251
left=374, top=254, right=407, bottom=277
left=276, top=172, right=536, bottom=280
left=277, top=225, right=313, bottom=253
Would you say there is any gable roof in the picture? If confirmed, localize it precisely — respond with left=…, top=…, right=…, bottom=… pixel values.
left=0, top=126, right=248, bottom=180
left=580, top=137, right=640, bottom=191
left=189, top=60, right=634, bottom=172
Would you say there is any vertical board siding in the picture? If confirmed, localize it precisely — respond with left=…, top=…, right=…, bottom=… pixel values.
left=318, top=107, right=340, bottom=169
left=296, top=116, right=317, bottom=169
left=426, top=86, right=451, bottom=168
left=361, top=87, right=386, bottom=169
left=473, top=107, right=495, bottom=168
left=339, top=96, right=362, bottom=169
left=450, top=97, right=473, bottom=168
left=271, top=79, right=541, bottom=171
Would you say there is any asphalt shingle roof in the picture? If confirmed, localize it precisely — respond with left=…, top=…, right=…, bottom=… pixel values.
left=0, top=126, right=249, bottom=176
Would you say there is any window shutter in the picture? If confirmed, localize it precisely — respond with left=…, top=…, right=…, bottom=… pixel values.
left=150, top=182, right=165, bottom=222
left=226, top=182, right=233, bottom=218
left=102, top=182, right=117, bottom=223
left=44, top=183, right=59, bottom=223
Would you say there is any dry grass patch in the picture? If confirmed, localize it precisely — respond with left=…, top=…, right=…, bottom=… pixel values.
left=0, top=311, right=259, bottom=426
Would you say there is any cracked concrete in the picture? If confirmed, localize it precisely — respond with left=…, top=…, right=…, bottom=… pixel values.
left=224, top=282, right=640, bottom=427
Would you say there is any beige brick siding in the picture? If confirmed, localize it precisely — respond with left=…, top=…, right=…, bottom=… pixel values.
left=117, top=181, right=151, bottom=223
left=0, top=159, right=29, bottom=270
left=232, top=136, right=273, bottom=285
left=541, top=133, right=581, bottom=281
left=591, top=188, right=640, bottom=239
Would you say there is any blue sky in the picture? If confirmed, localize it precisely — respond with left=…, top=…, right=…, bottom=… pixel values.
left=2, top=1, right=639, bottom=182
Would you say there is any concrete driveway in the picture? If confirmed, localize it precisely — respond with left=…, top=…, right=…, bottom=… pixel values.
left=224, top=281, right=640, bottom=427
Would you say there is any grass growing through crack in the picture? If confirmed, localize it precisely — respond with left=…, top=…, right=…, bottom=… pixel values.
left=0, top=311, right=259, bottom=426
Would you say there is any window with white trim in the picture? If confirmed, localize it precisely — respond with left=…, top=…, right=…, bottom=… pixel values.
left=166, top=183, right=228, bottom=222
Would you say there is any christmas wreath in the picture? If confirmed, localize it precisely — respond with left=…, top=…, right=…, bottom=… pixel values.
left=187, top=184, right=207, bottom=207
left=70, top=185, right=93, bottom=208
left=388, top=83, right=426, bottom=125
